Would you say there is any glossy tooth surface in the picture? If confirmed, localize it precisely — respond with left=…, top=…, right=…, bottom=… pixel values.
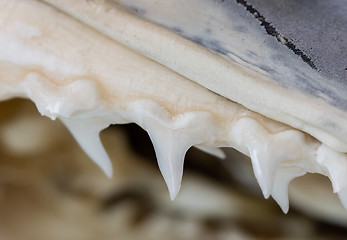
left=231, top=118, right=306, bottom=199
left=125, top=100, right=218, bottom=199
left=1, top=0, right=347, bottom=213
left=61, top=118, right=113, bottom=178
left=338, top=188, right=347, bottom=209
left=316, top=145, right=347, bottom=193
left=271, top=168, right=307, bottom=213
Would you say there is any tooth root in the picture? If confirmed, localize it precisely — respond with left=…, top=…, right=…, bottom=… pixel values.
left=61, top=118, right=113, bottom=178
left=271, top=168, right=306, bottom=213
left=195, top=145, right=226, bottom=159
left=147, top=128, right=194, bottom=200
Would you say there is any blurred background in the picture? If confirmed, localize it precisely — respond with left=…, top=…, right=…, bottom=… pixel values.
left=0, top=99, right=347, bottom=239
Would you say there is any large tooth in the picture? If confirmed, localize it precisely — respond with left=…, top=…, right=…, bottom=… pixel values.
left=147, top=127, right=192, bottom=200
left=231, top=118, right=283, bottom=198
left=61, top=118, right=113, bottom=178
left=271, top=167, right=306, bottom=213
left=126, top=101, right=218, bottom=200
left=248, top=142, right=277, bottom=199
left=231, top=118, right=307, bottom=198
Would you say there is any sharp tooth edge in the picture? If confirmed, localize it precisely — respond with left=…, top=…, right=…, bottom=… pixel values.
left=54, top=98, right=347, bottom=210
left=3, top=76, right=347, bottom=210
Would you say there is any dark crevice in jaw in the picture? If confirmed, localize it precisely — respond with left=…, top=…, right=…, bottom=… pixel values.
left=235, top=0, right=317, bottom=70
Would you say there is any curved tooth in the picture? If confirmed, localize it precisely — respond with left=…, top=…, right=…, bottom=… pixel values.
left=61, top=118, right=113, bottom=178
left=125, top=100, right=218, bottom=200
left=147, top=127, right=194, bottom=200
left=231, top=118, right=277, bottom=198
left=338, top=188, right=347, bottom=209
left=248, top=144, right=276, bottom=199
left=316, top=144, right=347, bottom=193
left=231, top=118, right=307, bottom=198
left=271, top=167, right=306, bottom=213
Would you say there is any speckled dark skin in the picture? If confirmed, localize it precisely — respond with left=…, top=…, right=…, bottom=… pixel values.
left=244, top=0, right=347, bottom=84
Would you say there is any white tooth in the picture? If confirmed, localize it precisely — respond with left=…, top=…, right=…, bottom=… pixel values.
left=271, top=167, right=306, bottom=213
left=61, top=118, right=113, bottom=178
left=316, top=144, right=347, bottom=193
left=232, top=118, right=306, bottom=199
left=248, top=143, right=275, bottom=199
left=4, top=0, right=347, bottom=213
left=232, top=118, right=277, bottom=198
left=147, top=128, right=192, bottom=200
left=194, top=145, right=226, bottom=159
left=126, top=100, right=218, bottom=200
left=338, top=188, right=347, bottom=210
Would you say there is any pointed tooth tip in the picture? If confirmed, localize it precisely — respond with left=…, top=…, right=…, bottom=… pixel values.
left=103, top=165, right=113, bottom=179
left=60, top=118, right=115, bottom=179
left=91, top=154, right=114, bottom=178
left=338, top=189, right=347, bottom=210
left=333, top=185, right=340, bottom=194
left=167, top=182, right=181, bottom=201
left=146, top=129, right=188, bottom=203
left=280, top=205, right=289, bottom=214
left=272, top=193, right=290, bottom=214
left=249, top=151, right=275, bottom=201
left=263, top=189, right=271, bottom=199
left=331, top=176, right=344, bottom=194
left=169, top=189, right=179, bottom=201
left=257, top=180, right=272, bottom=199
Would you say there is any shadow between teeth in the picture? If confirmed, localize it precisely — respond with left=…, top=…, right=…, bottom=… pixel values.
left=58, top=100, right=347, bottom=213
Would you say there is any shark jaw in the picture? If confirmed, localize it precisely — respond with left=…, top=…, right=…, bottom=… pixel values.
left=1, top=0, right=346, bottom=214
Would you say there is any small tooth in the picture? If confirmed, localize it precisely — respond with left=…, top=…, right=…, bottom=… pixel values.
left=316, top=144, right=347, bottom=193
left=232, top=118, right=305, bottom=199
left=248, top=144, right=275, bottom=199
left=61, top=118, right=113, bottom=178
left=337, top=187, right=347, bottom=209
left=147, top=128, right=195, bottom=200
left=231, top=118, right=275, bottom=198
left=271, top=167, right=306, bottom=213
left=195, top=145, right=226, bottom=159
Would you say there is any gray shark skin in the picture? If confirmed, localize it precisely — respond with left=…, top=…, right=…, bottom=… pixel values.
left=245, top=0, right=347, bottom=83
left=116, top=0, right=347, bottom=151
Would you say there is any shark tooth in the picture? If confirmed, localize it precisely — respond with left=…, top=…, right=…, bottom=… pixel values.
left=315, top=144, right=347, bottom=193
left=123, top=100, right=221, bottom=199
left=61, top=118, right=113, bottom=178
left=271, top=167, right=307, bottom=213
left=0, top=0, right=346, bottom=216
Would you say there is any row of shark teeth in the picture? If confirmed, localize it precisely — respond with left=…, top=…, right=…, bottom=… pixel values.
left=1, top=0, right=346, bottom=213
left=60, top=98, right=346, bottom=214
